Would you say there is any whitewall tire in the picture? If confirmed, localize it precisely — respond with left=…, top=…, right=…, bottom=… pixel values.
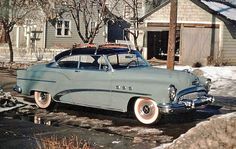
left=134, top=98, right=160, bottom=125
left=34, top=91, right=52, bottom=109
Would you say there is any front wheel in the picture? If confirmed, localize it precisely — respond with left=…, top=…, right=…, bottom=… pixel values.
left=134, top=98, right=160, bottom=125
left=34, top=91, right=52, bottom=109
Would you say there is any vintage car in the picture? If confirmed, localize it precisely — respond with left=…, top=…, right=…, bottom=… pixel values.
left=14, top=44, right=214, bottom=125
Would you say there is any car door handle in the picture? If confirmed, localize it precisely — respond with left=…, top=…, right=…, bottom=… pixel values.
left=75, top=70, right=80, bottom=72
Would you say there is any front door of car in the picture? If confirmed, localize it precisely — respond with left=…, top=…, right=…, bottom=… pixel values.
left=55, top=55, right=112, bottom=109
left=72, top=69, right=112, bottom=108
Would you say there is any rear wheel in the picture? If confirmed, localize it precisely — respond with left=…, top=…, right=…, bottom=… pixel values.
left=134, top=98, right=160, bottom=125
left=34, top=91, right=52, bottom=109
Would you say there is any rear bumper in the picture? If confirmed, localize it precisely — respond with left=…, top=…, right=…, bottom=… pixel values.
left=158, top=95, right=214, bottom=113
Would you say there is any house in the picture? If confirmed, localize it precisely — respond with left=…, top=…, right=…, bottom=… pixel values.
left=138, top=0, right=236, bottom=65
left=1, top=2, right=129, bottom=62
left=10, top=14, right=128, bottom=50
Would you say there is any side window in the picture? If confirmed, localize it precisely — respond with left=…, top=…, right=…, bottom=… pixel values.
left=107, top=55, right=118, bottom=65
left=57, top=55, right=79, bottom=68
left=107, top=54, right=138, bottom=69
left=79, top=55, right=106, bottom=71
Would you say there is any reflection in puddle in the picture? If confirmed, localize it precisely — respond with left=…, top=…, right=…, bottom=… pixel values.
left=34, top=115, right=52, bottom=126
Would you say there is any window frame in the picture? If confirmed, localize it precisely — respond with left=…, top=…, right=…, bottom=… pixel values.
left=55, top=19, right=71, bottom=37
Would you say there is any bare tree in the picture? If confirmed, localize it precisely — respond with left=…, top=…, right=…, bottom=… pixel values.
left=122, top=0, right=142, bottom=50
left=121, top=0, right=166, bottom=50
left=0, top=0, right=38, bottom=62
left=39, top=0, right=117, bottom=44
left=62, top=0, right=120, bottom=43
left=36, top=0, right=61, bottom=19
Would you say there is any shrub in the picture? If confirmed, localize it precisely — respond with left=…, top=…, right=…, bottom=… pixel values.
left=36, top=135, right=91, bottom=149
left=192, top=62, right=202, bottom=68
left=207, top=55, right=229, bottom=67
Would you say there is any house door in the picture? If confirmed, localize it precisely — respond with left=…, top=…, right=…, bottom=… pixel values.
left=180, top=27, right=219, bottom=65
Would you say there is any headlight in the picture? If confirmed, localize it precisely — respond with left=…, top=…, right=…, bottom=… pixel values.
left=168, top=84, right=177, bottom=101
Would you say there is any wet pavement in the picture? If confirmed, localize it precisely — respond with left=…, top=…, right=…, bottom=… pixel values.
left=1, top=95, right=235, bottom=149
left=0, top=68, right=236, bottom=148
left=0, top=117, right=134, bottom=149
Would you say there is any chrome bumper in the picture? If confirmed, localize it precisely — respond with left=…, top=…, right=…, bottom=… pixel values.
left=158, top=95, right=214, bottom=113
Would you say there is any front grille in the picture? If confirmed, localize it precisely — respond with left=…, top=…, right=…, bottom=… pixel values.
left=178, top=91, right=206, bottom=101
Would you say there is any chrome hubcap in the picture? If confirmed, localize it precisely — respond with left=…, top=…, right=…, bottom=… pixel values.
left=139, top=103, right=155, bottom=119
left=143, top=105, right=150, bottom=114
left=38, top=92, right=47, bottom=102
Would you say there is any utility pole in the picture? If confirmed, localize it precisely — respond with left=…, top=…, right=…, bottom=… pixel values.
left=167, top=0, right=177, bottom=70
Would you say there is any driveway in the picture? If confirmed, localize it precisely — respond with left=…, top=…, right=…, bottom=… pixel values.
left=0, top=67, right=236, bottom=149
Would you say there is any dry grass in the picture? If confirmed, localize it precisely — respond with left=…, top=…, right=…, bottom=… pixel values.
left=36, top=135, right=92, bottom=149
left=207, top=55, right=230, bottom=66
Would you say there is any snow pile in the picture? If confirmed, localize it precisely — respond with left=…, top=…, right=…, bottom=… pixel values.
left=200, top=66, right=234, bottom=81
left=201, top=0, right=236, bottom=21
left=154, top=112, right=236, bottom=149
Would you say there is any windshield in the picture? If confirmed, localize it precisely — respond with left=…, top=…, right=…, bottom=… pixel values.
left=107, top=50, right=150, bottom=69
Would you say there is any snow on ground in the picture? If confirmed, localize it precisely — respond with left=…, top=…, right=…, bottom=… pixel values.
left=156, top=65, right=236, bottom=97
left=199, top=66, right=236, bottom=97
left=0, top=96, right=34, bottom=113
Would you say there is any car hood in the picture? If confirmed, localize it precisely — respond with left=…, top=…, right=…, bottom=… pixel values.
left=115, top=66, right=199, bottom=90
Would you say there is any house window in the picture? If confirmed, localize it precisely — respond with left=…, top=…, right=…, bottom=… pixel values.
left=56, top=20, right=71, bottom=37
left=24, top=19, right=33, bottom=37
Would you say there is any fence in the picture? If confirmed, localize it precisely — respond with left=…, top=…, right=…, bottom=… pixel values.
left=0, top=47, right=66, bottom=63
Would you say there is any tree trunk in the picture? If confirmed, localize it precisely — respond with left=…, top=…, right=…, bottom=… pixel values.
left=167, top=0, right=178, bottom=70
left=134, top=36, right=139, bottom=51
left=6, top=31, right=14, bottom=62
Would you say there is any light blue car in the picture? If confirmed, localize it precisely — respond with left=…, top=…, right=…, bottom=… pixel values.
left=14, top=44, right=214, bottom=125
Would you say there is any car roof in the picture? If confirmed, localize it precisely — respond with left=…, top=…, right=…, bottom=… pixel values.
left=54, top=45, right=134, bottom=61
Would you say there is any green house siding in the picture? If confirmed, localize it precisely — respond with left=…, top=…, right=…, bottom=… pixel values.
left=45, top=15, right=106, bottom=49
left=222, top=24, right=236, bottom=65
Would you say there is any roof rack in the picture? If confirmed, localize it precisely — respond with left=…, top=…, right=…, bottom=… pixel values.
left=72, top=43, right=96, bottom=48
left=98, top=43, right=129, bottom=49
